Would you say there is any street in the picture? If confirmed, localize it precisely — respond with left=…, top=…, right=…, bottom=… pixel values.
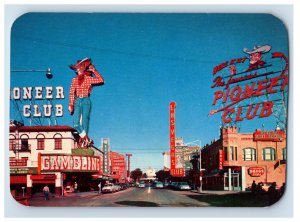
left=29, top=187, right=208, bottom=207
left=27, top=187, right=270, bottom=207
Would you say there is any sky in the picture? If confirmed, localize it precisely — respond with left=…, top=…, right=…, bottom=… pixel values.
left=9, top=13, right=289, bottom=172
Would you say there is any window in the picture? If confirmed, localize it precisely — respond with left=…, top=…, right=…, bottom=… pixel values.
left=243, top=148, right=256, bottom=161
left=55, top=138, right=62, bottom=150
left=235, top=147, right=238, bottom=160
left=262, top=147, right=276, bottom=161
left=37, top=139, right=45, bottom=150
left=9, top=139, right=16, bottom=150
left=282, top=148, right=287, bottom=160
left=227, top=146, right=238, bottom=161
left=224, top=147, right=228, bottom=161
left=21, top=139, right=29, bottom=150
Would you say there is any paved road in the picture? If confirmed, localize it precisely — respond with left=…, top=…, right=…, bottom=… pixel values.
left=28, top=187, right=211, bottom=207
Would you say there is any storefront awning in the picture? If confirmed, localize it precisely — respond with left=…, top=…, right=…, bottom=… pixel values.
left=10, top=175, right=27, bottom=184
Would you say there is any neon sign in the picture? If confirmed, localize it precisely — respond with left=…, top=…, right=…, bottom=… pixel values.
left=170, top=102, right=185, bottom=177
left=209, top=45, right=288, bottom=124
left=10, top=86, right=65, bottom=118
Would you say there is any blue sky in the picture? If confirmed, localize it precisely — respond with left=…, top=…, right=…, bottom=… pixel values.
left=10, top=13, right=289, bottom=171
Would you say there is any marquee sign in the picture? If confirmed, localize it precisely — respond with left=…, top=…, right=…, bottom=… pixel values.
left=10, top=86, right=65, bottom=118
left=39, top=154, right=101, bottom=172
left=208, top=45, right=288, bottom=125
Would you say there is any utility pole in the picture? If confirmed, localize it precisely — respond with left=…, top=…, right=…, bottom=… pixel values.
left=126, top=154, right=132, bottom=181
left=199, top=144, right=202, bottom=193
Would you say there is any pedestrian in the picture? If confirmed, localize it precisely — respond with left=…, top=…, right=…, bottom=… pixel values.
left=98, top=182, right=102, bottom=194
left=257, top=182, right=264, bottom=195
left=43, top=184, right=50, bottom=200
left=251, top=180, right=257, bottom=195
left=74, top=182, right=78, bottom=193
left=267, top=182, right=278, bottom=205
left=68, top=58, right=104, bottom=148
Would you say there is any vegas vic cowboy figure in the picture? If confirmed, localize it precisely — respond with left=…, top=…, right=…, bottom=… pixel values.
left=68, top=58, right=104, bottom=147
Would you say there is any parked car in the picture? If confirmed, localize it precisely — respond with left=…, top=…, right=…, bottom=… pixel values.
left=138, top=183, right=146, bottom=188
left=176, top=182, right=191, bottom=191
left=169, top=182, right=179, bottom=189
left=114, top=184, right=122, bottom=191
left=152, top=182, right=164, bottom=189
left=102, top=183, right=116, bottom=193
left=119, top=183, right=129, bottom=190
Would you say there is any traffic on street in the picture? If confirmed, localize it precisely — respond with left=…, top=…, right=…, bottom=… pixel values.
left=27, top=183, right=271, bottom=207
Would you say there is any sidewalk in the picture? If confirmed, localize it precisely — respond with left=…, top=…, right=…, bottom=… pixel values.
left=190, top=189, right=245, bottom=195
left=30, top=191, right=101, bottom=199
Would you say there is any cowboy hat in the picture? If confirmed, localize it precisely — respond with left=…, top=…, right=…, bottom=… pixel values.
left=69, top=58, right=92, bottom=73
left=243, top=45, right=272, bottom=54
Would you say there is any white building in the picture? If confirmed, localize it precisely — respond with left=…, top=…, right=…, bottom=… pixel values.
left=9, top=125, right=103, bottom=196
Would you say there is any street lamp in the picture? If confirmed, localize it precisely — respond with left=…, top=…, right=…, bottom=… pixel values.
left=11, top=68, right=53, bottom=79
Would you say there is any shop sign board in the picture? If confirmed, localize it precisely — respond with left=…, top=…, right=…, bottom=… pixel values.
left=248, top=167, right=265, bottom=177
left=253, top=130, right=285, bottom=142
left=40, top=154, right=101, bottom=172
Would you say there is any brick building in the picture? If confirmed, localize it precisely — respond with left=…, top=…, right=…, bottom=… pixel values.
left=201, top=126, right=286, bottom=191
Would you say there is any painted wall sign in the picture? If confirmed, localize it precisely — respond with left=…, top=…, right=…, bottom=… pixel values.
left=248, top=167, right=265, bottom=177
left=10, top=159, right=27, bottom=167
left=10, top=86, right=65, bottom=118
left=40, top=154, right=101, bottom=172
left=208, top=46, right=289, bottom=125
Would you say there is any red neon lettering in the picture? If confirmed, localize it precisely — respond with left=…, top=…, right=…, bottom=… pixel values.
left=280, top=75, right=288, bottom=92
left=222, top=108, right=234, bottom=123
left=211, top=76, right=225, bottom=88
left=212, top=90, right=223, bottom=105
left=230, top=86, right=242, bottom=102
left=259, top=101, right=273, bottom=118
left=236, top=106, right=243, bottom=122
left=230, top=59, right=236, bottom=65
left=213, top=61, right=228, bottom=75
left=267, top=76, right=281, bottom=94
left=246, top=103, right=260, bottom=120
left=254, top=79, right=269, bottom=96
left=243, top=82, right=256, bottom=98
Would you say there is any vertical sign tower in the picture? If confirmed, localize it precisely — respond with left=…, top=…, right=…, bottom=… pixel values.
left=102, top=138, right=110, bottom=175
left=170, top=101, right=184, bottom=177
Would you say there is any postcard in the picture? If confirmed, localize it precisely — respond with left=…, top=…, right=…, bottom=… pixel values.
left=9, top=12, right=289, bottom=207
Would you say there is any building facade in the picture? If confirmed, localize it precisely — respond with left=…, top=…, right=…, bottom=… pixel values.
left=9, top=124, right=127, bottom=198
left=201, top=126, right=286, bottom=191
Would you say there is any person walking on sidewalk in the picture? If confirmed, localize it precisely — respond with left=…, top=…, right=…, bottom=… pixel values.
left=43, top=185, right=50, bottom=200
left=98, top=182, right=102, bottom=195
